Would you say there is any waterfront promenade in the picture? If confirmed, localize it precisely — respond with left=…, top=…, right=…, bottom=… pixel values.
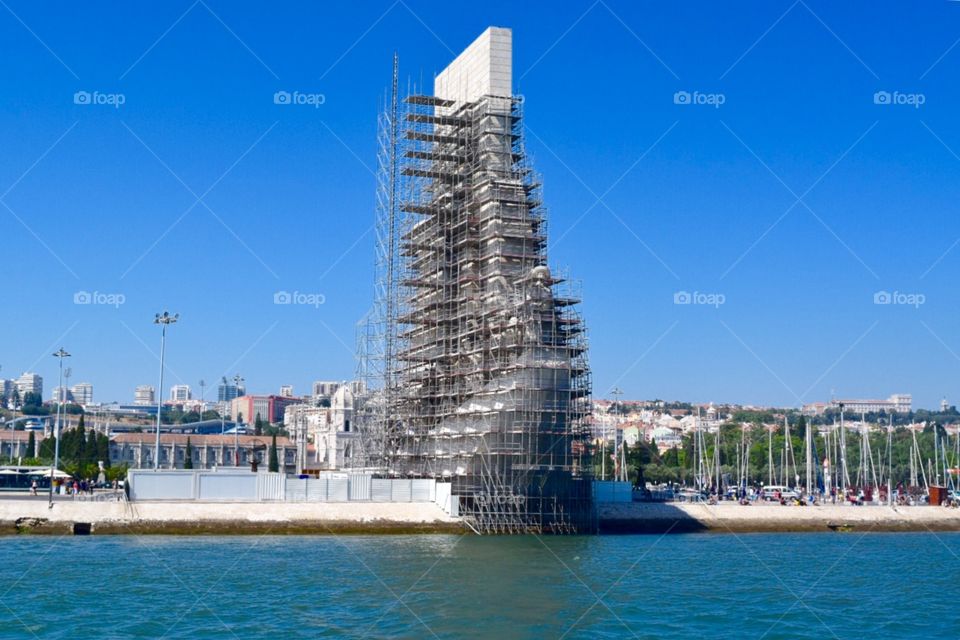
left=600, top=501, right=960, bottom=533
left=0, top=496, right=460, bottom=535
left=5, top=495, right=960, bottom=535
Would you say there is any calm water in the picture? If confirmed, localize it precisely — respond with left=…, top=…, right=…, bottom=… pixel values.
left=0, top=532, right=956, bottom=639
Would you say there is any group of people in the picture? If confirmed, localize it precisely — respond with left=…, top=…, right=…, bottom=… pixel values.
left=29, top=478, right=116, bottom=497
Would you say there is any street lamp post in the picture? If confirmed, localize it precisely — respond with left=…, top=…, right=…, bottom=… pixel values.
left=49, top=348, right=70, bottom=507
left=220, top=376, right=227, bottom=436
left=153, top=312, right=179, bottom=470
left=233, top=374, right=244, bottom=466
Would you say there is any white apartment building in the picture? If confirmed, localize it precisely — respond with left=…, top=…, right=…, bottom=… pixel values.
left=51, top=386, right=73, bottom=403
left=71, top=382, right=93, bottom=405
left=831, top=394, right=912, bottom=414
left=169, top=384, right=192, bottom=402
left=134, top=385, right=155, bottom=405
left=311, top=381, right=340, bottom=398
left=16, top=373, right=42, bottom=399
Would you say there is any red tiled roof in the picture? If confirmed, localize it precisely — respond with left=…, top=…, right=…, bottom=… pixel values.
left=111, top=433, right=294, bottom=447
left=0, top=431, right=33, bottom=441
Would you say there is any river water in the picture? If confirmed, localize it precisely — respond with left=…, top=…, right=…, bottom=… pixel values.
left=0, top=532, right=955, bottom=639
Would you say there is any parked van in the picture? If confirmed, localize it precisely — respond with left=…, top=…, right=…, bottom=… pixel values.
left=761, top=485, right=799, bottom=501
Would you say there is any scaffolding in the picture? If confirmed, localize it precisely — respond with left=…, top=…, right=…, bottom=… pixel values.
left=360, top=59, right=593, bottom=534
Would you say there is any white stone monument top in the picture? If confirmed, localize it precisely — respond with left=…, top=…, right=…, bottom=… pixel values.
left=434, top=26, right=512, bottom=105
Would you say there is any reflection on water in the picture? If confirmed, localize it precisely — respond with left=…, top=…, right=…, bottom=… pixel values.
left=0, top=533, right=956, bottom=639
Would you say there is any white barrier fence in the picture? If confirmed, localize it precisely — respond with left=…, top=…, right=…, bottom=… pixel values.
left=128, top=469, right=451, bottom=508
left=128, top=469, right=285, bottom=502
left=284, top=475, right=436, bottom=503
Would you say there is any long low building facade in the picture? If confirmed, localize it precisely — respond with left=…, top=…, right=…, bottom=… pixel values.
left=0, top=430, right=304, bottom=473
left=109, top=434, right=300, bottom=472
left=0, top=431, right=34, bottom=460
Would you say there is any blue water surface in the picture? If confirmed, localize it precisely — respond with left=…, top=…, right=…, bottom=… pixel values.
left=0, top=532, right=955, bottom=639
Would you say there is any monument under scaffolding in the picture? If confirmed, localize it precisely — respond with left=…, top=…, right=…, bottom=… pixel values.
left=358, top=27, right=593, bottom=534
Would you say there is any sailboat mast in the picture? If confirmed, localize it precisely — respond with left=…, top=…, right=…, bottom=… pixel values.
left=768, top=423, right=773, bottom=487
left=806, top=414, right=813, bottom=497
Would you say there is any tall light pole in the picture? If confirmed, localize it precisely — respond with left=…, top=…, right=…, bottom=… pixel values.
left=153, top=312, right=179, bottom=470
left=49, top=348, right=70, bottom=507
left=220, top=376, right=228, bottom=436
left=610, top=387, right=623, bottom=483
left=233, top=374, right=244, bottom=466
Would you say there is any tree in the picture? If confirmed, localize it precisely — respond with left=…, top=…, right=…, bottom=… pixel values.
left=96, top=434, right=111, bottom=468
left=184, top=437, right=194, bottom=469
left=39, top=436, right=55, bottom=461
left=85, top=429, right=98, bottom=467
left=254, top=413, right=264, bottom=436
left=10, top=387, right=20, bottom=409
left=74, top=414, right=87, bottom=466
left=27, top=431, right=35, bottom=457
left=268, top=434, right=279, bottom=472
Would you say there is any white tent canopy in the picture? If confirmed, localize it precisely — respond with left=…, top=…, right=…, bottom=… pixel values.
left=23, top=468, right=72, bottom=478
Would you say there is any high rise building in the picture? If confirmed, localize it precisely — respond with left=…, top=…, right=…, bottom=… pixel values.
left=134, top=385, right=155, bottom=405
left=349, top=380, right=367, bottom=396
left=70, top=382, right=93, bottom=405
left=311, top=381, right=340, bottom=398
left=279, top=385, right=294, bottom=398
left=16, top=373, right=42, bottom=399
left=230, top=395, right=299, bottom=425
left=363, top=28, right=592, bottom=533
left=218, top=381, right=244, bottom=403
left=51, top=386, right=74, bottom=403
left=169, top=385, right=192, bottom=402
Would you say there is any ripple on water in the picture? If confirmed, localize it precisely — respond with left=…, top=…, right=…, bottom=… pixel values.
left=0, top=533, right=956, bottom=639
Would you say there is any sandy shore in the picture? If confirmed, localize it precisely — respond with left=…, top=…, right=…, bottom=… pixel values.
left=599, top=501, right=960, bottom=533
left=0, top=499, right=462, bottom=535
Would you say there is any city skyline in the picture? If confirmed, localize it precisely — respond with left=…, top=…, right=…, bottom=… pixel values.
left=3, top=2, right=960, bottom=408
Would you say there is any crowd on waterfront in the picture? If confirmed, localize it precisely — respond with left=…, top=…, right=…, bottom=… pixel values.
left=648, top=481, right=960, bottom=508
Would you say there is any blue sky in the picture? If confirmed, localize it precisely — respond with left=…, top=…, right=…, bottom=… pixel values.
left=2, top=1, right=959, bottom=409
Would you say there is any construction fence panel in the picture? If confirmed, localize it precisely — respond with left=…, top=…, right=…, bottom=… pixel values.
left=411, top=479, right=434, bottom=502
left=391, top=479, right=412, bottom=502
left=197, top=472, right=258, bottom=501
left=327, top=475, right=349, bottom=502
left=257, top=473, right=286, bottom=501
left=349, top=473, right=372, bottom=501
left=129, top=470, right=195, bottom=501
left=371, top=479, right=393, bottom=502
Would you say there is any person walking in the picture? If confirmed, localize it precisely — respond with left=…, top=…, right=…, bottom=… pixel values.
left=30, top=480, right=37, bottom=496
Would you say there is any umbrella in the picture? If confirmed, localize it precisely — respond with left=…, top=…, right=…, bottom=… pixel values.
left=0, top=469, right=21, bottom=475
left=25, top=468, right=71, bottom=478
